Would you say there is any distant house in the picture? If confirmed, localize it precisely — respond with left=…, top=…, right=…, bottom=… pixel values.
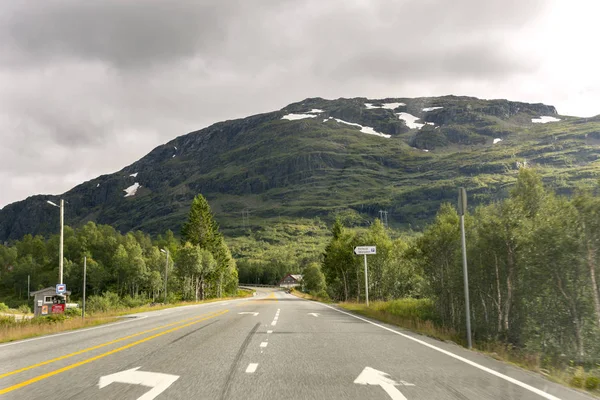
left=279, top=274, right=303, bottom=288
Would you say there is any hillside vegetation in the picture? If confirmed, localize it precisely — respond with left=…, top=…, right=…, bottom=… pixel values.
left=1, top=96, right=599, bottom=262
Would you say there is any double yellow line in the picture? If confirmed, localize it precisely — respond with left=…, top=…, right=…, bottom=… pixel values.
left=0, top=309, right=228, bottom=395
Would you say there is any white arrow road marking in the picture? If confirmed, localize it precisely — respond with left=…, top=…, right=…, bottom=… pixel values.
left=354, top=367, right=412, bottom=400
left=99, top=367, right=179, bottom=400
left=238, top=312, right=259, bottom=316
left=308, top=313, right=320, bottom=317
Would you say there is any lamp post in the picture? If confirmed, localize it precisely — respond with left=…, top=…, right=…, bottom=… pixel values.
left=160, top=249, right=169, bottom=303
left=458, top=187, right=472, bottom=349
left=47, top=199, right=64, bottom=285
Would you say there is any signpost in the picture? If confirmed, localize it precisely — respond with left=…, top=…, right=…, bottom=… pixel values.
left=458, top=187, right=472, bottom=349
left=354, top=246, right=376, bottom=306
left=56, top=283, right=66, bottom=295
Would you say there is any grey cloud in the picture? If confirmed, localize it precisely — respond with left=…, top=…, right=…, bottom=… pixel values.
left=1, top=1, right=235, bottom=68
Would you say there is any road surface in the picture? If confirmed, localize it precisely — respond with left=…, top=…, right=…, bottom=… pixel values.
left=0, top=288, right=594, bottom=400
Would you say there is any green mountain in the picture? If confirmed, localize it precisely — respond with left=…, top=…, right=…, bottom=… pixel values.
left=1, top=95, right=599, bottom=244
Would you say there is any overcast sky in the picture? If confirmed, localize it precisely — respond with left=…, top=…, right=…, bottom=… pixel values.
left=1, top=0, right=599, bottom=208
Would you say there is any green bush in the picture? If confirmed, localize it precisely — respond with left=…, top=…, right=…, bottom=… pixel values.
left=374, top=298, right=437, bottom=322
left=121, top=295, right=148, bottom=309
left=17, top=304, right=31, bottom=314
left=570, top=376, right=584, bottom=388
left=0, top=315, right=16, bottom=326
left=64, top=308, right=81, bottom=317
left=86, top=291, right=122, bottom=313
left=585, top=376, right=599, bottom=390
left=0, top=303, right=8, bottom=312
left=46, top=314, right=67, bottom=323
left=309, top=290, right=330, bottom=301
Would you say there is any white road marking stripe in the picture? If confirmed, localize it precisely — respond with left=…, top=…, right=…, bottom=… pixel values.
left=245, top=363, right=258, bottom=373
left=316, top=302, right=562, bottom=400
left=267, top=330, right=273, bottom=334
left=260, top=342, right=268, bottom=348
left=271, top=321, right=277, bottom=326
left=0, top=315, right=149, bottom=348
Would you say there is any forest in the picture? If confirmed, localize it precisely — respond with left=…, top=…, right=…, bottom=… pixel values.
left=0, top=194, right=238, bottom=309
left=320, top=168, right=600, bottom=366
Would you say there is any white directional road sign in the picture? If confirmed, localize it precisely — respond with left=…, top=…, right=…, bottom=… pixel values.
left=99, top=367, right=179, bottom=400
left=354, top=246, right=376, bottom=255
left=354, top=367, right=414, bottom=400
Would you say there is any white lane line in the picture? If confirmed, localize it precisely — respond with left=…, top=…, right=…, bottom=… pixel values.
left=245, top=363, right=258, bottom=373
left=270, top=308, right=280, bottom=327
left=0, top=315, right=149, bottom=348
left=267, top=330, right=273, bottom=334
left=316, top=302, right=561, bottom=400
left=260, top=342, right=268, bottom=348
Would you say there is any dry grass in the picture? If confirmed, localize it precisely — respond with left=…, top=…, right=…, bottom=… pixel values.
left=338, top=302, right=461, bottom=343
left=0, top=316, right=116, bottom=343
left=289, top=289, right=332, bottom=303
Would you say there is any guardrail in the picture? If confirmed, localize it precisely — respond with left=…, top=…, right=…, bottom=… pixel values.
left=238, top=283, right=280, bottom=288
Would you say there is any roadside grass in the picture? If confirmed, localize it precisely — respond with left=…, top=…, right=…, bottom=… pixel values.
left=289, top=288, right=333, bottom=303
left=339, top=300, right=461, bottom=344
left=0, top=288, right=254, bottom=344
left=336, top=299, right=600, bottom=397
left=0, top=315, right=117, bottom=343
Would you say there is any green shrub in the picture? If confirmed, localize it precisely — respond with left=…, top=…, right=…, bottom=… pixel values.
left=17, top=304, right=31, bottom=314
left=374, top=298, right=437, bottom=322
left=585, top=376, right=599, bottom=390
left=570, top=367, right=586, bottom=388
left=0, top=315, right=16, bottom=326
left=64, top=308, right=81, bottom=317
left=309, top=290, right=330, bottom=301
left=0, top=303, right=8, bottom=312
left=86, top=291, right=122, bottom=313
left=121, top=295, right=148, bottom=309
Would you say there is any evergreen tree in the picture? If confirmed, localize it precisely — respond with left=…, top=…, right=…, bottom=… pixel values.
left=181, top=194, right=220, bottom=252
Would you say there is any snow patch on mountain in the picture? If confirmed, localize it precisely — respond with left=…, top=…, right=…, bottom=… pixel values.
left=493, top=138, right=503, bottom=144
left=532, top=116, right=561, bottom=123
left=124, top=183, right=140, bottom=197
left=397, top=112, right=425, bottom=129
left=325, top=117, right=391, bottom=138
left=309, top=109, right=324, bottom=113
left=129, top=172, right=138, bottom=178
left=282, top=113, right=317, bottom=120
left=423, top=107, right=443, bottom=112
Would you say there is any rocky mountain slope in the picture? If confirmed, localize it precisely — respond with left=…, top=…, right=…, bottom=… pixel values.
left=1, top=95, right=599, bottom=241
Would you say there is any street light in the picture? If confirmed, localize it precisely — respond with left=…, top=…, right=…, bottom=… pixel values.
left=47, top=199, right=64, bottom=285
left=160, top=249, right=169, bottom=303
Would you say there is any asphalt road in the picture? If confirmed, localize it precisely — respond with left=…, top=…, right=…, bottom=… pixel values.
left=0, top=288, right=594, bottom=400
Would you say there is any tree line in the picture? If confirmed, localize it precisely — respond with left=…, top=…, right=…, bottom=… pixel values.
left=0, top=194, right=238, bottom=306
left=321, top=169, right=600, bottom=364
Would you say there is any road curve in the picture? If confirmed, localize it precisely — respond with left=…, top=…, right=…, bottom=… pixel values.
left=0, top=288, right=593, bottom=400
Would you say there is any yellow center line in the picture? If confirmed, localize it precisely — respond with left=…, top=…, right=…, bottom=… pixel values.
left=0, top=309, right=224, bottom=380
left=236, top=291, right=277, bottom=306
left=0, top=309, right=229, bottom=396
